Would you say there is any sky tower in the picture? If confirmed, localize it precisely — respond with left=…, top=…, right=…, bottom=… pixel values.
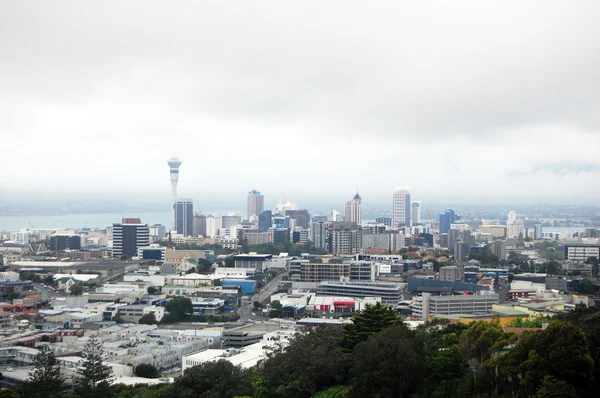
left=167, top=157, right=182, bottom=201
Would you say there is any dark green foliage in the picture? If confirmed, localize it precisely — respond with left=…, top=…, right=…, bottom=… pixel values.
left=341, top=302, right=403, bottom=350
left=535, top=376, right=578, bottom=398
left=139, top=312, right=158, bottom=325
left=258, top=325, right=350, bottom=398
left=159, top=360, right=251, bottom=398
left=459, top=319, right=515, bottom=368
left=20, top=345, right=64, bottom=398
left=578, top=278, right=595, bottom=294
left=76, top=335, right=114, bottom=398
left=269, top=300, right=283, bottom=318
left=165, top=296, right=193, bottom=322
left=147, top=286, right=159, bottom=294
left=134, top=364, right=159, bottom=378
left=197, top=258, right=213, bottom=272
left=69, top=284, right=83, bottom=295
left=349, top=325, right=426, bottom=398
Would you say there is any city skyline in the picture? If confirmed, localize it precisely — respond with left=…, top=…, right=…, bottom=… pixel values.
left=1, top=2, right=600, bottom=204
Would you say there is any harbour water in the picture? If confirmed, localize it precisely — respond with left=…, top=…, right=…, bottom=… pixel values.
left=0, top=212, right=172, bottom=231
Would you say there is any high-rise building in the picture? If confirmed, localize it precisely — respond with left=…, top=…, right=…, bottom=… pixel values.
left=508, top=222, right=525, bottom=238
left=173, top=199, right=193, bottom=237
left=258, top=210, right=272, bottom=232
left=344, top=193, right=362, bottom=224
left=375, top=217, right=392, bottom=226
left=247, top=189, right=264, bottom=221
left=222, top=214, right=242, bottom=228
left=534, top=224, right=543, bottom=240
left=488, top=240, right=507, bottom=261
left=312, top=215, right=328, bottom=223
left=205, top=214, right=222, bottom=237
left=285, top=209, right=310, bottom=229
left=193, top=214, right=207, bottom=237
left=392, top=187, right=411, bottom=227
left=507, top=211, right=517, bottom=224
left=310, top=221, right=328, bottom=251
left=112, top=218, right=150, bottom=258
left=167, top=157, right=182, bottom=201
left=439, top=208, right=456, bottom=234
left=49, top=234, right=81, bottom=252
left=328, top=209, right=344, bottom=222
left=330, top=222, right=362, bottom=255
left=411, top=202, right=421, bottom=225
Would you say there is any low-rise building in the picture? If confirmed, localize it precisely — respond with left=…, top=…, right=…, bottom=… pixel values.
left=117, top=305, right=165, bottom=323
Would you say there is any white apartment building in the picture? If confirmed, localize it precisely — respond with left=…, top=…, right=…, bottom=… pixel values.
left=411, top=292, right=499, bottom=320
left=392, top=187, right=411, bottom=227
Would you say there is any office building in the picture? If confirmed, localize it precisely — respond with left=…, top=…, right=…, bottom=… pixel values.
left=316, top=281, right=402, bottom=306
left=173, top=199, right=194, bottom=237
left=412, top=292, right=499, bottom=319
left=439, top=265, right=464, bottom=282
left=487, top=240, right=507, bottom=261
left=310, top=221, right=329, bottom=251
left=291, top=228, right=310, bottom=244
left=328, top=209, right=344, bottom=222
left=49, top=235, right=81, bottom=252
left=112, top=218, right=150, bottom=258
left=480, top=224, right=507, bottom=238
left=564, top=239, right=600, bottom=261
left=300, top=261, right=350, bottom=283
left=344, top=193, right=362, bottom=224
left=205, top=214, right=222, bottom=237
left=285, top=209, right=310, bottom=229
left=312, top=215, right=328, bottom=223
left=193, top=214, right=207, bottom=237
left=149, top=224, right=167, bottom=241
left=508, top=222, right=525, bottom=239
left=507, top=211, right=517, bottom=224
left=330, top=222, right=362, bottom=255
left=222, top=214, right=242, bottom=229
left=411, top=202, right=421, bottom=225
left=439, top=208, right=456, bottom=234
left=258, top=210, right=272, bottom=233
left=392, top=187, right=411, bottom=227
left=167, top=157, right=182, bottom=201
left=375, top=217, right=392, bottom=227
left=534, top=224, right=543, bottom=240
left=247, top=189, right=264, bottom=221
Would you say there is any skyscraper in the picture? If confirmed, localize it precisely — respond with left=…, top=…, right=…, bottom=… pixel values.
left=247, top=189, right=264, bottom=221
left=344, top=193, right=362, bottom=224
left=439, top=208, right=456, bottom=234
left=173, top=199, right=193, bottom=236
left=167, top=157, right=182, bottom=201
left=112, top=218, right=150, bottom=258
left=285, top=209, right=310, bottom=229
left=392, top=187, right=411, bottom=227
left=310, top=221, right=328, bottom=251
left=193, top=214, right=206, bottom=237
left=258, top=210, right=272, bottom=232
left=507, top=211, right=517, bottom=224
left=411, top=202, right=421, bottom=225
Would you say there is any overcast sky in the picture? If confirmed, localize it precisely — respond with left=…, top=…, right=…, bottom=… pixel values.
left=1, top=1, right=599, bottom=209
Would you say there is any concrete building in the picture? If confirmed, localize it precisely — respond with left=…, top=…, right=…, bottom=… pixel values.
left=534, top=224, right=543, bottom=240
left=300, top=261, right=350, bottom=283
left=137, top=244, right=166, bottom=261
left=344, top=193, right=362, bottom=224
left=243, top=231, right=273, bottom=246
left=564, top=239, right=600, bottom=261
left=205, top=214, right=222, bottom=238
left=316, top=281, right=403, bottom=306
left=112, top=218, right=150, bottom=258
left=285, top=209, right=310, bottom=229
left=439, top=265, right=464, bottom=282
left=49, top=234, right=82, bottom=252
left=480, top=225, right=507, bottom=238
left=330, top=222, right=362, bottom=255
left=192, top=214, right=207, bottom=238
left=173, top=199, right=194, bottom=237
left=545, top=275, right=568, bottom=291
left=488, top=240, right=507, bottom=261
left=310, top=221, right=328, bottom=251
left=392, top=186, right=411, bottom=227
left=508, top=222, right=525, bottom=238
left=247, top=190, right=264, bottom=222
left=117, top=304, right=165, bottom=323
left=234, top=254, right=273, bottom=272
left=411, top=202, right=421, bottom=225
left=412, top=292, right=499, bottom=319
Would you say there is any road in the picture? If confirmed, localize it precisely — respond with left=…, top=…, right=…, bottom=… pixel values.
left=238, top=270, right=288, bottom=322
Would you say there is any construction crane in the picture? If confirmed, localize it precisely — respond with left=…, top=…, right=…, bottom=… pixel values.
left=428, top=209, right=437, bottom=250
left=28, top=222, right=35, bottom=230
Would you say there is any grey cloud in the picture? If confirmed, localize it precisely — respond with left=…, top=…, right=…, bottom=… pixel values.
left=508, top=162, right=600, bottom=177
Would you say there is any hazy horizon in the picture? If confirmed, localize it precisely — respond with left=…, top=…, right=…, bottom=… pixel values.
left=2, top=1, right=600, bottom=204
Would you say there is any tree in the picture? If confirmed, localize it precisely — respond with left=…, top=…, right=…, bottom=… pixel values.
left=253, top=301, right=261, bottom=311
left=20, top=345, right=64, bottom=398
left=585, top=256, right=599, bottom=277
left=224, top=257, right=235, bottom=267
left=499, top=321, right=593, bottom=397
left=459, top=320, right=514, bottom=368
left=76, top=335, right=114, bottom=398
left=147, top=286, right=159, bottom=294
left=578, top=278, right=595, bottom=294
left=269, top=300, right=283, bottom=318
left=545, top=261, right=561, bottom=275
left=69, top=283, right=83, bottom=296
left=341, top=302, right=404, bottom=351
left=139, top=312, right=158, bottom=325
left=535, top=376, right=578, bottom=398
left=160, top=360, right=251, bottom=398
left=258, top=325, right=350, bottom=398
left=165, top=296, right=193, bottom=322
left=197, top=258, right=213, bottom=273
left=134, top=363, right=159, bottom=378
left=349, top=325, right=426, bottom=398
